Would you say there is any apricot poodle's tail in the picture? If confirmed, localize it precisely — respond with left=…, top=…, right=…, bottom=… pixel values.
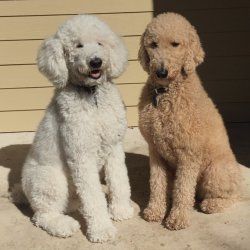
left=238, top=164, right=250, bottom=201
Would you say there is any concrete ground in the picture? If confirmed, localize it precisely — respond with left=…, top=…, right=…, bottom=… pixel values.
left=0, top=126, right=250, bottom=250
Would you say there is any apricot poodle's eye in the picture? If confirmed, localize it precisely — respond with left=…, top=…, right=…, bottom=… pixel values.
left=98, top=42, right=103, bottom=46
left=76, top=43, right=83, bottom=48
left=171, top=42, right=180, bottom=47
left=150, top=42, right=158, bottom=49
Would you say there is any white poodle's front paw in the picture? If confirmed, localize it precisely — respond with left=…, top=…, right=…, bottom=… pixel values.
left=109, top=203, right=134, bottom=221
left=87, top=223, right=117, bottom=243
left=33, top=212, right=80, bottom=238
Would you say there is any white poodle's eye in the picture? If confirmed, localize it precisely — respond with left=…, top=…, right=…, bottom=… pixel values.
left=150, top=42, right=158, bottom=49
left=171, top=42, right=180, bottom=47
left=98, top=42, right=103, bottom=46
left=76, top=43, right=83, bottom=48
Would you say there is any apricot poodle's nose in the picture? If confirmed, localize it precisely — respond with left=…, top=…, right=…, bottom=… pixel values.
left=156, top=67, right=168, bottom=78
left=89, top=57, right=102, bottom=69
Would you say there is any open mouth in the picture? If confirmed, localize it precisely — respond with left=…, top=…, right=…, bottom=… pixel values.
left=89, top=69, right=102, bottom=79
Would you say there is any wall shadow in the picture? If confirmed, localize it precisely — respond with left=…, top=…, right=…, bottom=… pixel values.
left=226, top=123, right=250, bottom=167
left=152, top=0, right=250, bottom=123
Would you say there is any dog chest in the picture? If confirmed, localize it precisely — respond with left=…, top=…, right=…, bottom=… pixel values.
left=96, top=104, right=126, bottom=144
left=94, top=86, right=127, bottom=146
left=139, top=95, right=199, bottom=165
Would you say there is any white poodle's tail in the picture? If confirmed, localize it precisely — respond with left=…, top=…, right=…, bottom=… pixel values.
left=9, top=183, right=29, bottom=205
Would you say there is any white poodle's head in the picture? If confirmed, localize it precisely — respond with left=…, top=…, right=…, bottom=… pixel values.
left=37, top=15, right=128, bottom=88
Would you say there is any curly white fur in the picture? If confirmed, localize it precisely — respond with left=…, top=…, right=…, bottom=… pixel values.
left=21, top=14, right=133, bottom=243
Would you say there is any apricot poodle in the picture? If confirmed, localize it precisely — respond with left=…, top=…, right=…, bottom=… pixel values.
left=138, top=13, right=241, bottom=230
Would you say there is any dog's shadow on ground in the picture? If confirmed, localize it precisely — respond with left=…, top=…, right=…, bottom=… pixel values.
left=0, top=144, right=33, bottom=217
left=0, top=144, right=30, bottom=194
left=0, top=144, right=150, bottom=220
left=125, top=152, right=150, bottom=210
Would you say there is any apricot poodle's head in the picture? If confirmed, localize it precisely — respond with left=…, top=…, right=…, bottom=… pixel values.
left=138, top=13, right=205, bottom=84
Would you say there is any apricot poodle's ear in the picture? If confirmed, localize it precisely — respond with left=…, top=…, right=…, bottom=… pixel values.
left=37, top=36, right=68, bottom=88
left=138, top=31, right=150, bottom=72
left=106, top=33, right=128, bottom=79
left=183, top=26, right=205, bottom=74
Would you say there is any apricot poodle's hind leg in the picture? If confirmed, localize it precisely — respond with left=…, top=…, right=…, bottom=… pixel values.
left=199, top=159, right=241, bottom=214
left=143, top=146, right=172, bottom=222
left=200, top=198, right=235, bottom=214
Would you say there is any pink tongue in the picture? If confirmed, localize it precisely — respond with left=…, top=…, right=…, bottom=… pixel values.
left=90, top=71, right=101, bottom=78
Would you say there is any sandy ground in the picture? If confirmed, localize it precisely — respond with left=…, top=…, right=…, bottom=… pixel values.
left=0, top=128, right=250, bottom=250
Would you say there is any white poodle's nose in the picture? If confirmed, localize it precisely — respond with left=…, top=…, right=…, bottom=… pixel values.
left=89, top=57, right=102, bottom=69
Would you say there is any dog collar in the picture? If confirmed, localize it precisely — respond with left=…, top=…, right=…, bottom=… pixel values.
left=152, top=87, right=167, bottom=107
left=76, top=84, right=98, bottom=106
left=76, top=84, right=97, bottom=94
left=82, top=85, right=97, bottom=94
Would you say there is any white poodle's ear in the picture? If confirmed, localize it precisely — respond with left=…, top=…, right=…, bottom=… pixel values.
left=183, top=26, right=205, bottom=74
left=138, top=31, right=150, bottom=72
left=37, top=36, right=68, bottom=88
left=107, top=34, right=128, bottom=79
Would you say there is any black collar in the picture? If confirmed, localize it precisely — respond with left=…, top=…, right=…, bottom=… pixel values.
left=74, top=83, right=98, bottom=94
left=152, top=87, right=167, bottom=107
left=75, top=84, right=98, bottom=106
left=81, top=85, right=97, bottom=94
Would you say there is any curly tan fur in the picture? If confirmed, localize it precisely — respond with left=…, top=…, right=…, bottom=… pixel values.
left=138, top=13, right=241, bottom=230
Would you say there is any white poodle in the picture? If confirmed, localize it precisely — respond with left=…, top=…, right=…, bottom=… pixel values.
left=21, top=14, right=133, bottom=243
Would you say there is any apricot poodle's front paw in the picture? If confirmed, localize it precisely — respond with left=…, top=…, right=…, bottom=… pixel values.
left=87, top=222, right=117, bottom=243
left=165, top=210, right=190, bottom=230
left=143, top=206, right=165, bottom=222
left=109, top=203, right=134, bottom=221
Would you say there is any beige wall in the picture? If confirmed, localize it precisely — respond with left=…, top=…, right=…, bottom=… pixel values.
left=0, top=0, right=154, bottom=132
left=0, top=0, right=249, bottom=132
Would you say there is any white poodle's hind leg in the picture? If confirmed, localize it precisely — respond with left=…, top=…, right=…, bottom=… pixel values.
left=22, top=164, right=80, bottom=237
left=32, top=212, right=80, bottom=238
left=105, top=143, right=134, bottom=221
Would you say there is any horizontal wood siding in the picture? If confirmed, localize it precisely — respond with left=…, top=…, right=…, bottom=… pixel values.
left=0, top=0, right=249, bottom=132
left=0, top=0, right=153, bottom=16
left=0, top=107, right=138, bottom=132
left=0, top=62, right=147, bottom=88
left=1, top=32, right=249, bottom=65
left=0, top=84, right=144, bottom=111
